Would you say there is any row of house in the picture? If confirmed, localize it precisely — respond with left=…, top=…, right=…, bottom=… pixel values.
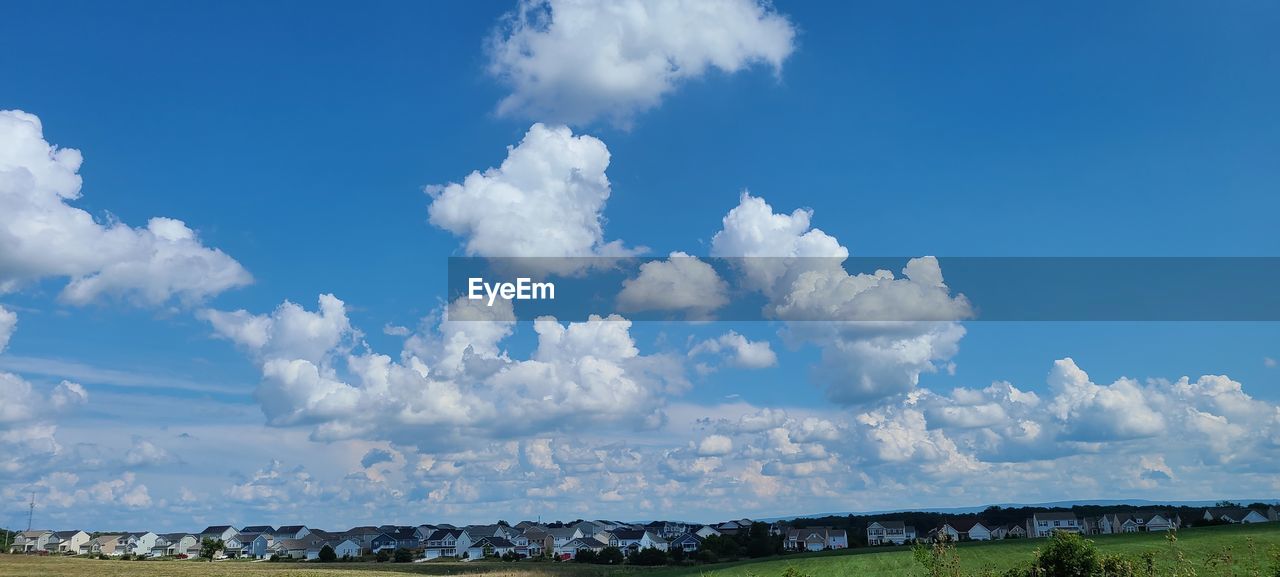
left=6, top=518, right=753, bottom=561
left=12, top=506, right=1273, bottom=558
left=867, top=506, right=1279, bottom=545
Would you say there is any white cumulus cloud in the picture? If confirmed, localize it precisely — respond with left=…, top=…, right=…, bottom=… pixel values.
left=488, top=0, right=796, bottom=127
left=0, top=110, right=251, bottom=306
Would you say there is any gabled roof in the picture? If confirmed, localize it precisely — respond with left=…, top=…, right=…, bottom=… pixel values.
left=670, top=533, right=703, bottom=545
left=547, top=527, right=580, bottom=539
left=871, top=520, right=906, bottom=529
left=473, top=536, right=516, bottom=548
left=611, top=529, right=649, bottom=541
left=945, top=519, right=984, bottom=532
left=200, top=526, right=234, bottom=534
left=242, top=525, right=275, bottom=533
left=1035, top=512, right=1078, bottom=521
left=425, top=529, right=463, bottom=542
left=272, top=538, right=308, bottom=551
left=52, top=530, right=85, bottom=539
left=276, top=525, right=306, bottom=533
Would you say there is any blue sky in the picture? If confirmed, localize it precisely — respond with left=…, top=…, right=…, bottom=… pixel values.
left=1, top=0, right=1279, bottom=531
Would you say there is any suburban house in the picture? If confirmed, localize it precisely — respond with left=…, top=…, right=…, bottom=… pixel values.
left=82, top=534, right=123, bottom=556
left=342, top=526, right=383, bottom=554
left=274, top=525, right=310, bottom=540
left=1118, top=511, right=1180, bottom=533
left=695, top=524, right=722, bottom=538
left=644, top=520, right=689, bottom=539
left=1202, top=507, right=1270, bottom=524
left=119, top=532, right=158, bottom=556
left=867, top=520, right=917, bottom=545
left=990, top=523, right=1026, bottom=539
left=198, top=525, right=238, bottom=543
left=422, top=528, right=472, bottom=559
left=467, top=536, right=519, bottom=558
left=1027, top=512, right=1081, bottom=537
left=268, top=538, right=309, bottom=559
left=557, top=536, right=609, bottom=560
left=669, top=532, right=704, bottom=553
left=46, top=530, right=90, bottom=554
left=8, top=530, right=53, bottom=553
left=612, top=529, right=666, bottom=552
left=941, top=520, right=992, bottom=541
left=784, top=527, right=849, bottom=551
left=308, top=538, right=360, bottom=560
left=150, top=533, right=197, bottom=557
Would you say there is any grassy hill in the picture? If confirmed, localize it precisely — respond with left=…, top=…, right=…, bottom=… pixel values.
left=2, top=524, right=1277, bottom=577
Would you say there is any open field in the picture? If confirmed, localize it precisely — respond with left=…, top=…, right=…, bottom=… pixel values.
left=4, top=524, right=1279, bottom=577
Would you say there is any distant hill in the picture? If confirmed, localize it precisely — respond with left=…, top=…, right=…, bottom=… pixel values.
left=759, top=498, right=1280, bottom=522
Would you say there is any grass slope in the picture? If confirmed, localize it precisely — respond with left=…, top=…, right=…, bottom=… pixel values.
left=2, top=524, right=1277, bottom=577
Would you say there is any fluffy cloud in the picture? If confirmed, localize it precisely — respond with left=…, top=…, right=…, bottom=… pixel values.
left=488, top=0, right=796, bottom=126
left=689, top=330, right=777, bottom=370
left=0, top=305, right=14, bottom=352
left=0, top=306, right=87, bottom=479
left=203, top=295, right=682, bottom=447
left=711, top=192, right=971, bottom=403
left=617, top=253, right=729, bottom=318
left=0, top=110, right=250, bottom=306
left=697, top=434, right=734, bottom=457
left=427, top=123, right=636, bottom=268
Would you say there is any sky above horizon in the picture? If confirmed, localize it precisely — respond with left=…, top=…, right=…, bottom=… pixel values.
left=2, top=0, right=1279, bottom=532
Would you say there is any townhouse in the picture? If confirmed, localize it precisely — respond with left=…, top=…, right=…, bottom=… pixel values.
left=784, top=527, right=848, bottom=551
left=867, top=520, right=916, bottom=545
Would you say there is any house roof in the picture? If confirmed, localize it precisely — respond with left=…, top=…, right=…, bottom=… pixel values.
left=474, top=536, right=516, bottom=548
left=242, top=525, right=275, bottom=533
left=671, top=533, right=703, bottom=545
left=1035, top=512, right=1078, bottom=521
left=52, top=530, right=85, bottom=539
left=200, top=525, right=234, bottom=533
left=547, top=527, right=580, bottom=539
left=276, top=525, right=306, bottom=533
left=273, top=538, right=309, bottom=551
left=612, top=529, right=649, bottom=541
left=873, top=520, right=906, bottom=529
left=945, top=519, right=983, bottom=532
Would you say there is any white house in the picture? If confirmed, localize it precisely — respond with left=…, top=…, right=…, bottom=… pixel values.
left=867, top=521, right=916, bottom=545
left=150, top=533, right=197, bottom=557
left=422, top=528, right=472, bottom=559
left=557, top=536, right=608, bottom=560
left=307, top=539, right=360, bottom=560
left=270, top=539, right=309, bottom=559
left=198, top=525, right=238, bottom=543
left=118, top=532, right=158, bottom=556
left=1203, top=508, right=1271, bottom=524
left=785, top=527, right=848, bottom=551
left=274, top=525, right=310, bottom=540
left=611, top=529, right=664, bottom=552
left=1028, top=513, right=1081, bottom=537
left=467, top=536, right=519, bottom=559
left=47, top=530, right=90, bottom=554
left=10, top=530, right=54, bottom=553
left=942, top=520, right=993, bottom=541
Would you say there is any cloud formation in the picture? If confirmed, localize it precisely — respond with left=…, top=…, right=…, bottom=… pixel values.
left=711, top=192, right=971, bottom=403
left=488, top=0, right=796, bottom=126
left=201, top=295, right=684, bottom=448
left=0, top=110, right=251, bottom=306
left=427, top=123, right=635, bottom=267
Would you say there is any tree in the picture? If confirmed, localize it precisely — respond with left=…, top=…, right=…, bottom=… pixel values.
left=393, top=548, right=413, bottom=563
left=573, top=549, right=597, bottom=563
left=1216, top=500, right=1242, bottom=508
left=596, top=546, right=624, bottom=565
left=375, top=549, right=391, bottom=563
left=629, top=546, right=668, bottom=566
left=746, top=522, right=778, bottom=558
left=198, top=538, right=224, bottom=561
left=669, top=546, right=686, bottom=563
left=1034, top=531, right=1099, bottom=577
left=317, top=544, right=337, bottom=562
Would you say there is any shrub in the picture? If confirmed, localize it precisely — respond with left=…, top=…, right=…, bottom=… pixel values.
left=629, top=546, right=668, bottom=566
left=317, top=545, right=337, bottom=562
left=1035, top=531, right=1100, bottom=577
left=596, top=546, right=624, bottom=565
left=573, top=549, right=597, bottom=563
left=375, top=549, right=390, bottom=563
left=393, top=548, right=413, bottom=563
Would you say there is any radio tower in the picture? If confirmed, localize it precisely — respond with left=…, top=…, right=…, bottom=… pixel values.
left=25, top=492, right=34, bottom=532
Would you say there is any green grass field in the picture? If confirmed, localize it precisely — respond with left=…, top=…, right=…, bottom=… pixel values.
left=4, top=524, right=1278, bottom=577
